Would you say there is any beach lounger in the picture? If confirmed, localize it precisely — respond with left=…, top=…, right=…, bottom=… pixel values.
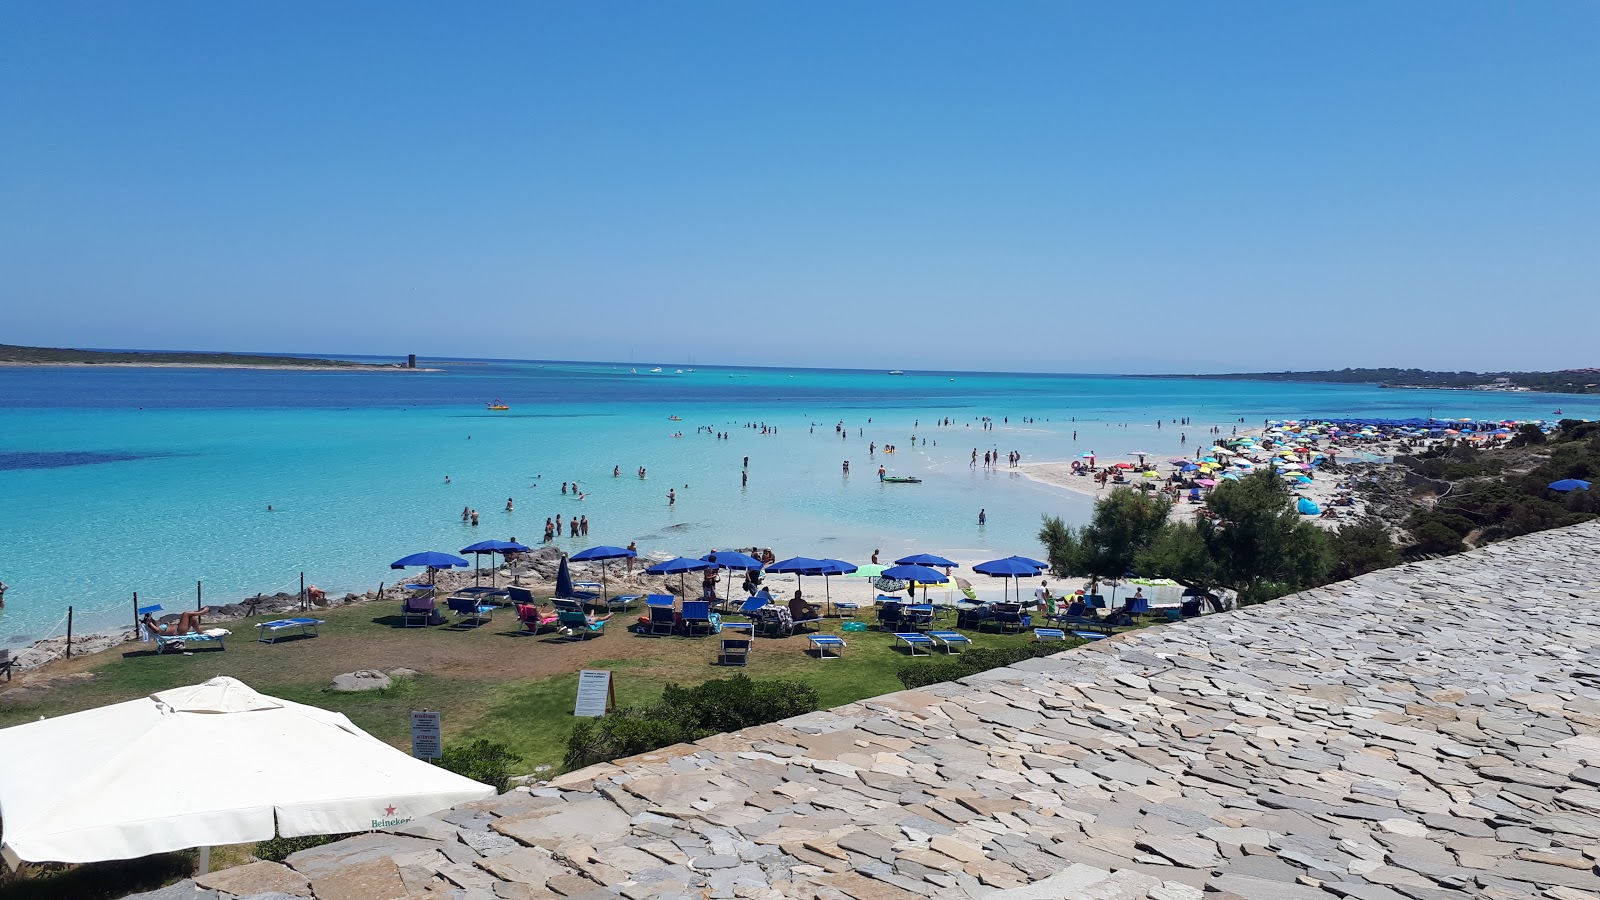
left=790, top=612, right=823, bottom=634
left=1072, top=630, right=1108, bottom=641
left=401, top=594, right=436, bottom=627
left=647, top=605, right=676, bottom=636
left=989, top=603, right=1025, bottom=634
left=808, top=635, right=847, bottom=659
left=154, top=631, right=227, bottom=654
left=255, top=617, right=324, bottom=643
left=646, top=593, right=676, bottom=607
left=557, top=609, right=605, bottom=640
left=681, top=601, right=714, bottom=636
left=516, top=603, right=556, bottom=634
left=904, top=604, right=935, bottom=630
left=833, top=601, right=861, bottom=618
left=1085, top=595, right=1107, bottom=609
left=1033, top=628, right=1067, bottom=642
left=876, top=601, right=904, bottom=632
left=140, top=604, right=228, bottom=654
left=609, top=594, right=641, bottom=612
left=719, top=637, right=752, bottom=666
left=893, top=632, right=935, bottom=656
left=720, top=620, right=753, bottom=635
left=927, top=631, right=971, bottom=654
left=446, top=596, right=495, bottom=627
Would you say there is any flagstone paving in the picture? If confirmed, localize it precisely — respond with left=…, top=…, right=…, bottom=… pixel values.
left=136, top=520, right=1600, bottom=899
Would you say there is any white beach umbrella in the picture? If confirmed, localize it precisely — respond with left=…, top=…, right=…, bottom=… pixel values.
left=0, top=677, right=494, bottom=868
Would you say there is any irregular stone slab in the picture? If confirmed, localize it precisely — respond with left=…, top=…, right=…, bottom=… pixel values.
left=193, top=861, right=310, bottom=897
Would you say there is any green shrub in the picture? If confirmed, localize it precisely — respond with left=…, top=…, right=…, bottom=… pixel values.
left=254, top=832, right=350, bottom=863
left=1326, top=517, right=1400, bottom=582
left=1409, top=521, right=1466, bottom=556
left=437, top=738, right=519, bottom=793
left=895, top=640, right=1084, bottom=690
left=562, top=675, right=820, bottom=772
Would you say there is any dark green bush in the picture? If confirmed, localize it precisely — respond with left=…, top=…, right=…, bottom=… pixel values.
left=1409, top=521, right=1466, bottom=556
left=896, top=640, right=1084, bottom=690
left=1326, top=517, right=1401, bottom=582
left=438, top=738, right=519, bottom=793
left=254, top=832, right=351, bottom=863
left=563, top=675, right=819, bottom=772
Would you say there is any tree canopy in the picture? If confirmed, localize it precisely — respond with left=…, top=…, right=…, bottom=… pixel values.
left=1038, top=488, right=1171, bottom=589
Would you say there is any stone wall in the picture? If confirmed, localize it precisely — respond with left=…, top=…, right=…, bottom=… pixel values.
left=131, top=520, right=1600, bottom=899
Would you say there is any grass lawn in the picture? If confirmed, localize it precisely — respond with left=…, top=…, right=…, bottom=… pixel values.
left=0, top=600, right=1105, bottom=774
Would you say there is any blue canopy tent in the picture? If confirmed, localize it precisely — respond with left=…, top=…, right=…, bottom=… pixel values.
left=973, top=557, right=1040, bottom=605
left=644, top=556, right=711, bottom=599
left=1549, top=479, right=1591, bottom=493
left=390, top=551, right=470, bottom=586
left=460, top=539, right=531, bottom=587
left=569, top=545, right=637, bottom=604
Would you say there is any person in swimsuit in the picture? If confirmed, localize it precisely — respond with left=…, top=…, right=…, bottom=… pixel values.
left=143, top=608, right=212, bottom=637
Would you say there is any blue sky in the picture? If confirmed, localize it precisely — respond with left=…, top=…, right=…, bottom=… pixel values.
left=2, top=2, right=1595, bottom=373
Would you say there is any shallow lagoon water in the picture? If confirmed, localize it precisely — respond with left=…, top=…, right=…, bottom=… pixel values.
left=2, top=359, right=1594, bottom=647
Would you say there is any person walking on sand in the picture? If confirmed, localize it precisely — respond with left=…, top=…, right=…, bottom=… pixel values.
left=626, top=541, right=637, bottom=573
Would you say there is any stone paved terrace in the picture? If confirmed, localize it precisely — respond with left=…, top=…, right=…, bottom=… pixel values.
left=138, top=521, right=1600, bottom=900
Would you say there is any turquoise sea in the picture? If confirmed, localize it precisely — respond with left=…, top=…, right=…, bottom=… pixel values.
left=3, top=359, right=1596, bottom=649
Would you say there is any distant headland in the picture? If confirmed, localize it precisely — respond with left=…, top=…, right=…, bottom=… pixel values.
left=1148, top=367, right=1599, bottom=395
left=0, top=344, right=425, bottom=371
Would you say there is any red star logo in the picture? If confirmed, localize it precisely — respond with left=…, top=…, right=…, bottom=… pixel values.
left=384, top=805, right=396, bottom=816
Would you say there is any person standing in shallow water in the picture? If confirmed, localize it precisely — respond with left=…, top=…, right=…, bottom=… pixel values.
left=978, top=508, right=986, bottom=525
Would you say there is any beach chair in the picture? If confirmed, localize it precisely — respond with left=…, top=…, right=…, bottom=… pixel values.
left=1072, top=630, right=1109, bottom=641
left=1126, top=597, right=1151, bottom=615
left=989, top=603, right=1025, bottom=634
left=681, top=601, right=714, bottom=636
left=141, top=604, right=228, bottom=654
left=1085, top=594, right=1107, bottom=609
left=893, top=632, right=935, bottom=656
left=1033, top=628, right=1067, bottom=642
left=807, top=635, right=847, bottom=659
left=516, top=603, right=555, bottom=634
left=833, top=601, right=861, bottom=618
left=401, top=593, right=436, bottom=628
left=646, top=594, right=675, bottom=609
left=720, top=620, right=753, bottom=636
left=255, top=618, right=324, bottom=643
left=557, top=609, right=605, bottom=640
left=446, top=596, right=495, bottom=628
left=0, top=649, right=12, bottom=682
left=927, top=631, right=971, bottom=654
left=876, top=601, right=904, bottom=632
left=718, top=637, right=752, bottom=666
left=609, top=594, right=641, bottom=612
left=904, top=604, right=935, bottom=630
left=789, top=606, right=823, bottom=634
left=648, top=605, right=677, bottom=636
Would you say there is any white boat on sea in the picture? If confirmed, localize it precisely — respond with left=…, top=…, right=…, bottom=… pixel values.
left=888, top=370, right=905, bottom=375
left=650, top=367, right=663, bottom=373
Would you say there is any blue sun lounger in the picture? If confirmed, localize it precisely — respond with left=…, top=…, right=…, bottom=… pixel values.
left=927, top=631, right=970, bottom=654
left=893, top=632, right=935, bottom=656
left=140, top=604, right=227, bottom=654
left=256, top=617, right=324, bottom=643
left=1072, top=630, right=1108, bottom=641
left=1032, top=628, right=1067, bottom=642
left=807, top=635, right=847, bottom=659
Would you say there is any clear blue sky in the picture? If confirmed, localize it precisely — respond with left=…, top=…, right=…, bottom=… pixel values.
left=2, top=2, right=1595, bottom=373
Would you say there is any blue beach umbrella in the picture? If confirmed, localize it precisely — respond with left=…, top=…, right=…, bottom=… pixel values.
left=1004, top=555, right=1048, bottom=571
left=570, top=545, right=637, bottom=602
left=644, top=555, right=711, bottom=598
left=390, top=550, right=470, bottom=586
left=767, top=556, right=827, bottom=608
left=894, top=553, right=959, bottom=569
left=1549, top=479, right=1591, bottom=492
left=882, top=563, right=949, bottom=603
left=974, top=557, right=1040, bottom=604
left=701, top=550, right=764, bottom=600
left=555, top=555, right=575, bottom=599
left=460, top=539, right=532, bottom=587
left=815, top=558, right=858, bottom=611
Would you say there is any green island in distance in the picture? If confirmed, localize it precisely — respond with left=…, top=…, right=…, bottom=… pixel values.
left=0, top=344, right=408, bottom=369
left=1150, top=367, right=1600, bottom=395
